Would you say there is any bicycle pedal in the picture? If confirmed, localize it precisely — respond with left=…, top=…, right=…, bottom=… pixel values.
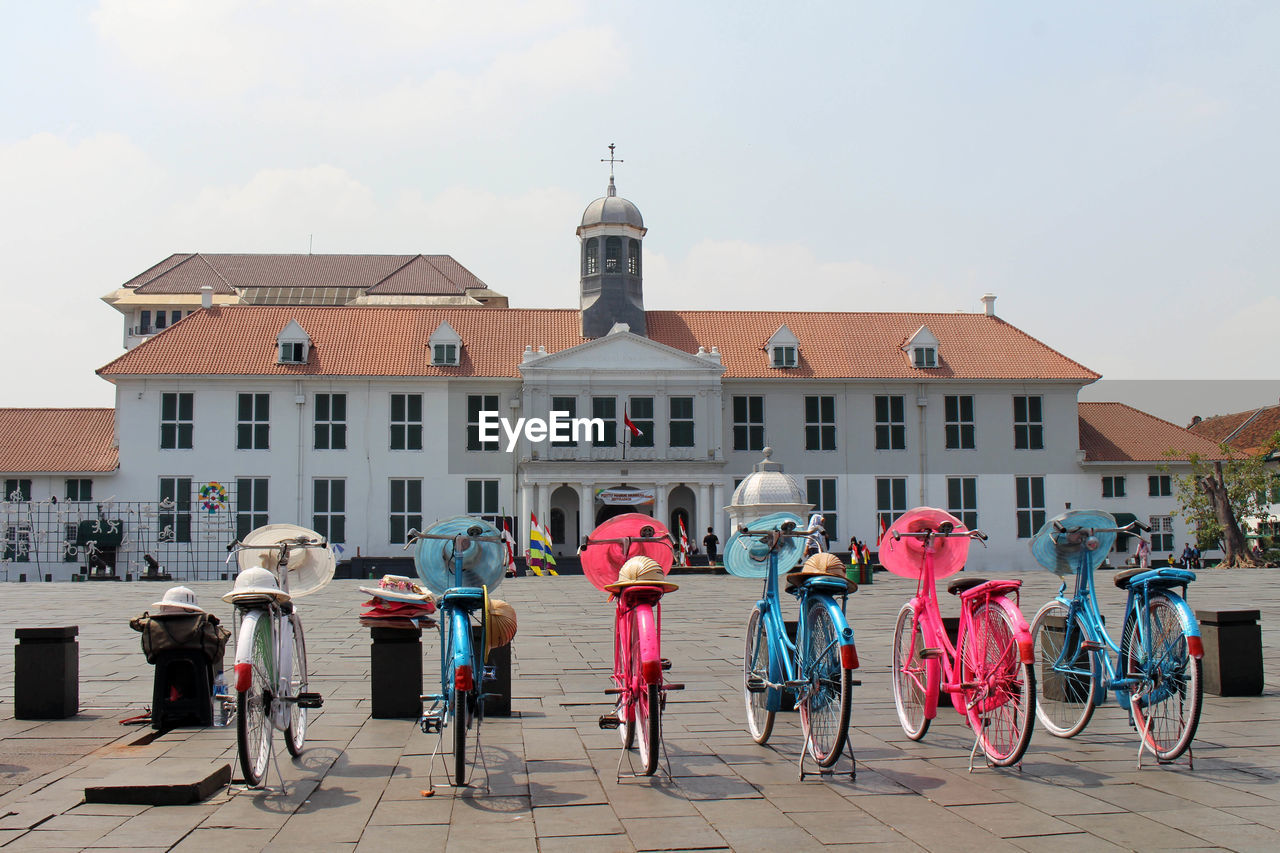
left=920, top=648, right=943, bottom=659
left=661, top=658, right=673, bottom=671
left=598, top=714, right=621, bottom=730
left=1079, top=640, right=1103, bottom=652
left=664, top=683, right=685, bottom=691
left=420, top=710, right=444, bottom=734
left=604, top=687, right=624, bottom=695
left=745, top=675, right=768, bottom=693
left=295, top=692, right=323, bottom=709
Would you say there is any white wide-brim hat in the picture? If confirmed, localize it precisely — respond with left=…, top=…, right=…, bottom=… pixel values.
left=151, top=585, right=206, bottom=614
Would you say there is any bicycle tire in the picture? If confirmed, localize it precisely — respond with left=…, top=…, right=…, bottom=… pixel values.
left=619, top=617, right=639, bottom=750
left=891, top=602, right=931, bottom=741
left=1030, top=600, right=1097, bottom=738
left=284, top=615, right=307, bottom=758
left=798, top=598, right=851, bottom=767
left=961, top=599, right=1035, bottom=767
left=743, top=608, right=775, bottom=744
left=236, top=611, right=274, bottom=787
left=637, top=681, right=661, bottom=776
left=1121, top=593, right=1202, bottom=761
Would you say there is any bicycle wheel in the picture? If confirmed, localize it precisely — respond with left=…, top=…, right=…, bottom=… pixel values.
left=1030, top=601, right=1097, bottom=738
left=636, top=682, right=661, bottom=776
left=891, top=602, right=931, bottom=741
left=799, top=598, right=851, bottom=767
left=236, top=612, right=274, bottom=787
left=960, top=599, right=1035, bottom=767
left=1121, top=594, right=1202, bottom=761
left=284, top=615, right=308, bottom=757
left=618, top=619, right=638, bottom=750
left=743, top=608, right=775, bottom=744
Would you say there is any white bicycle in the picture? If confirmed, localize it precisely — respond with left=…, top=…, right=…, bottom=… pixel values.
left=223, top=524, right=335, bottom=788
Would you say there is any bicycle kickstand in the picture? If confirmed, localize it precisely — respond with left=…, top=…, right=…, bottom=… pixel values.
left=797, top=731, right=856, bottom=782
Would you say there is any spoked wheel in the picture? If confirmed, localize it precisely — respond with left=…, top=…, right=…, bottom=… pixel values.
left=636, top=682, right=661, bottom=776
left=891, top=602, right=931, bottom=741
left=236, top=613, right=274, bottom=787
left=798, top=599, right=851, bottom=767
left=284, top=615, right=308, bottom=758
left=744, top=609, right=775, bottom=745
left=452, top=687, right=471, bottom=787
left=960, top=600, right=1035, bottom=767
left=1030, top=601, right=1097, bottom=738
left=617, top=695, right=635, bottom=749
left=1121, top=594, right=1202, bottom=762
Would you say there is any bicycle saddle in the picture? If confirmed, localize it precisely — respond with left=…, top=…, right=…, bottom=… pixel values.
left=946, top=576, right=988, bottom=596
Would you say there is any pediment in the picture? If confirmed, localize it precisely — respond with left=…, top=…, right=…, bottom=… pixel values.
left=520, top=331, right=724, bottom=374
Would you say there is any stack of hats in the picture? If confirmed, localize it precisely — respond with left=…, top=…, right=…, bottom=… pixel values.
left=358, top=575, right=437, bottom=629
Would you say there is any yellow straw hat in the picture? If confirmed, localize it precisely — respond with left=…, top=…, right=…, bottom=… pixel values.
left=785, top=552, right=854, bottom=592
left=485, top=597, right=518, bottom=658
left=603, top=555, right=679, bottom=594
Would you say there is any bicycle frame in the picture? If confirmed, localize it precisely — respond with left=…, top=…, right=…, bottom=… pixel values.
left=1048, top=559, right=1202, bottom=712
left=613, top=586, right=664, bottom=722
left=232, top=603, right=296, bottom=730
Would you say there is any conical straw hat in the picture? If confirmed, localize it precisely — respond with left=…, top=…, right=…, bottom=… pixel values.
left=485, top=597, right=517, bottom=658
left=603, top=555, right=679, bottom=594
left=785, top=552, right=853, bottom=591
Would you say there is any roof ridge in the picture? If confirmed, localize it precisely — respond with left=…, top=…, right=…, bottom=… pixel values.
left=193, top=253, right=235, bottom=291
left=368, top=255, right=422, bottom=291
left=1223, top=407, right=1267, bottom=445
left=135, top=253, right=197, bottom=289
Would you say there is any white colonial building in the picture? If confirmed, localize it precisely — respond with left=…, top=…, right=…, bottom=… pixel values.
left=0, top=178, right=1227, bottom=581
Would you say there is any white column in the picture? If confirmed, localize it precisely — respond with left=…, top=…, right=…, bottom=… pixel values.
left=654, top=485, right=667, bottom=528
left=698, top=483, right=713, bottom=538
left=520, top=482, right=533, bottom=547
left=712, top=483, right=725, bottom=537
left=579, top=483, right=594, bottom=532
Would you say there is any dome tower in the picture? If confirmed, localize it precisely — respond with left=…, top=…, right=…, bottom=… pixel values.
left=578, top=145, right=647, bottom=338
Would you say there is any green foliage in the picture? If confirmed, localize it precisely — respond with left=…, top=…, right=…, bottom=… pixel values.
left=1166, top=431, right=1280, bottom=552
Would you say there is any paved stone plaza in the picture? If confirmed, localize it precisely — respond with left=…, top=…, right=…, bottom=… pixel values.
left=0, top=566, right=1277, bottom=851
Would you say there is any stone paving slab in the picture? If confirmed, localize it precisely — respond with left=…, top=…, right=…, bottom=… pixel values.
left=0, top=566, right=1277, bottom=850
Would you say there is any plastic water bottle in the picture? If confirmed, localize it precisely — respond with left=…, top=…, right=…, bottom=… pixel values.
left=213, top=672, right=229, bottom=727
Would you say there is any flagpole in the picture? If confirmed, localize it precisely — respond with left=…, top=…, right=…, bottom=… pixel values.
left=622, top=405, right=627, bottom=462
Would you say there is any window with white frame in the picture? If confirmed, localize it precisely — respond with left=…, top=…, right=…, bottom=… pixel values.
left=805, top=395, right=836, bottom=451
left=389, top=479, right=423, bottom=544
left=732, top=396, right=764, bottom=452
left=1013, top=396, right=1044, bottom=450
left=947, top=477, right=978, bottom=531
left=1149, top=515, right=1174, bottom=553
left=158, top=477, right=192, bottom=543
left=160, top=392, right=193, bottom=450
left=807, top=478, right=838, bottom=542
left=466, top=480, right=499, bottom=517
left=65, top=479, right=92, bottom=502
left=551, top=396, right=577, bottom=448
left=772, top=346, right=797, bottom=368
left=592, top=397, right=617, bottom=447
left=432, top=343, right=458, bottom=365
left=390, top=393, right=423, bottom=451
left=315, top=393, right=347, bottom=450
left=628, top=397, right=654, bottom=448
left=912, top=346, right=937, bottom=368
left=944, top=395, right=975, bottom=450
left=313, top=479, right=345, bottom=544
left=876, top=477, right=907, bottom=533
left=1102, top=476, right=1126, bottom=498
left=1149, top=474, right=1172, bottom=497
left=279, top=341, right=305, bottom=363
left=874, top=395, right=906, bottom=450
left=236, top=478, right=268, bottom=540
left=669, top=397, right=695, bottom=447
left=466, top=394, right=500, bottom=451
left=1015, top=476, right=1045, bottom=539
left=236, top=393, right=270, bottom=450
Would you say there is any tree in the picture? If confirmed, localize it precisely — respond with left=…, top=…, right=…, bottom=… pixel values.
left=1167, top=432, right=1279, bottom=568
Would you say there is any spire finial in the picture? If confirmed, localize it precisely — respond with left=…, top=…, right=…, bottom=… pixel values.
left=601, top=143, right=623, bottom=196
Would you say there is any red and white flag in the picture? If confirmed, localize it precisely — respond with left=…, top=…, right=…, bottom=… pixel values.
left=624, top=407, right=642, bottom=438
left=678, top=516, right=691, bottom=555
left=501, top=518, right=517, bottom=574
left=878, top=514, right=889, bottom=542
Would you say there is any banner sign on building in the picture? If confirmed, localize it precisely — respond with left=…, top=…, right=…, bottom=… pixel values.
left=595, top=488, right=655, bottom=506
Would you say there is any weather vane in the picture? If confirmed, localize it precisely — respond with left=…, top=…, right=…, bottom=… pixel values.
left=601, top=143, right=623, bottom=180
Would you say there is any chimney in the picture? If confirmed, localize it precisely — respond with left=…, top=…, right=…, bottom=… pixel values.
left=980, top=293, right=996, bottom=316
left=1191, top=415, right=1202, bottom=426
left=200, top=284, right=213, bottom=309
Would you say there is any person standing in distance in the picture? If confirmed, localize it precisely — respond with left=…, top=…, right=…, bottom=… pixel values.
left=703, top=527, right=719, bottom=566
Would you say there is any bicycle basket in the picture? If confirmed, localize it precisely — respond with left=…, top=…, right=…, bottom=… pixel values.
left=724, top=512, right=806, bottom=579
left=1031, top=509, right=1116, bottom=576
left=237, top=523, right=335, bottom=598
left=878, top=507, right=969, bottom=580
left=580, top=513, right=674, bottom=593
left=413, top=515, right=505, bottom=594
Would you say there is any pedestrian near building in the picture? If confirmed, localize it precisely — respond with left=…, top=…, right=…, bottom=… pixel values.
left=1136, top=536, right=1151, bottom=569
left=703, top=527, right=719, bottom=566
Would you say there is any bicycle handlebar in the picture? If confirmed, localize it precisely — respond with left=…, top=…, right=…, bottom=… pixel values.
left=579, top=528, right=676, bottom=554
left=891, top=523, right=988, bottom=544
left=1051, top=519, right=1150, bottom=536
left=225, top=536, right=328, bottom=564
left=402, top=528, right=504, bottom=551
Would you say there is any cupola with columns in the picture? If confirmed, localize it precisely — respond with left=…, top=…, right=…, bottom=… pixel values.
left=578, top=144, right=648, bottom=338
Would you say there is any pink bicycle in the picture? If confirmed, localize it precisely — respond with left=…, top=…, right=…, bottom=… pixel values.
left=882, top=507, right=1037, bottom=769
left=580, top=514, right=682, bottom=776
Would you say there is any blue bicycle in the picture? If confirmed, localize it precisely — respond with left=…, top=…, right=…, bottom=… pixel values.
left=406, top=516, right=506, bottom=786
left=1029, top=510, right=1204, bottom=765
left=727, top=513, right=859, bottom=776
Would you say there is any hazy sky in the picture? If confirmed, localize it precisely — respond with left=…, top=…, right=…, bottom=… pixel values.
left=2, top=1, right=1277, bottom=409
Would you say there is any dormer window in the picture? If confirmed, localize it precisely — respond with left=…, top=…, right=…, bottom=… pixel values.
left=432, top=343, right=458, bottom=365
left=428, top=320, right=463, bottom=367
left=276, top=319, right=312, bottom=365
left=903, top=325, right=940, bottom=370
left=765, top=323, right=800, bottom=369
left=280, top=342, right=305, bottom=363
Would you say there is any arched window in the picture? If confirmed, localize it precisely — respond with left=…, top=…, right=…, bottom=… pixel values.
left=605, top=237, right=620, bottom=273
left=584, top=238, right=598, bottom=275
left=627, top=239, right=640, bottom=275
left=549, top=508, right=566, bottom=545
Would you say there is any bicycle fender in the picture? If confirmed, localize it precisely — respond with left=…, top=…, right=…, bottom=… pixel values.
left=234, top=609, right=265, bottom=693
left=448, top=607, right=473, bottom=678
left=993, top=595, right=1036, bottom=665
left=812, top=594, right=858, bottom=669
left=633, top=603, right=663, bottom=683
left=1158, top=590, right=1204, bottom=657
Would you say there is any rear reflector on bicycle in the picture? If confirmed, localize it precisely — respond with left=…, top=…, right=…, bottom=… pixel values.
left=1186, top=635, right=1204, bottom=659
left=454, top=665, right=474, bottom=693
left=641, top=659, right=663, bottom=684
left=840, top=644, right=859, bottom=670
left=1017, top=638, right=1035, bottom=664
left=234, top=662, right=253, bottom=693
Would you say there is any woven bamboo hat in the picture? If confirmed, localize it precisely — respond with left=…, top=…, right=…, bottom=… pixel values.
left=485, top=596, right=518, bottom=658
left=604, top=555, right=679, bottom=594
left=785, top=552, right=854, bottom=592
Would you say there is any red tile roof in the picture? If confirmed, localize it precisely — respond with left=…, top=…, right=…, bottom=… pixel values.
left=0, top=409, right=118, bottom=473
left=1079, top=402, right=1226, bottom=462
left=98, top=306, right=1100, bottom=381
left=126, top=254, right=487, bottom=296
left=1188, top=405, right=1280, bottom=456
